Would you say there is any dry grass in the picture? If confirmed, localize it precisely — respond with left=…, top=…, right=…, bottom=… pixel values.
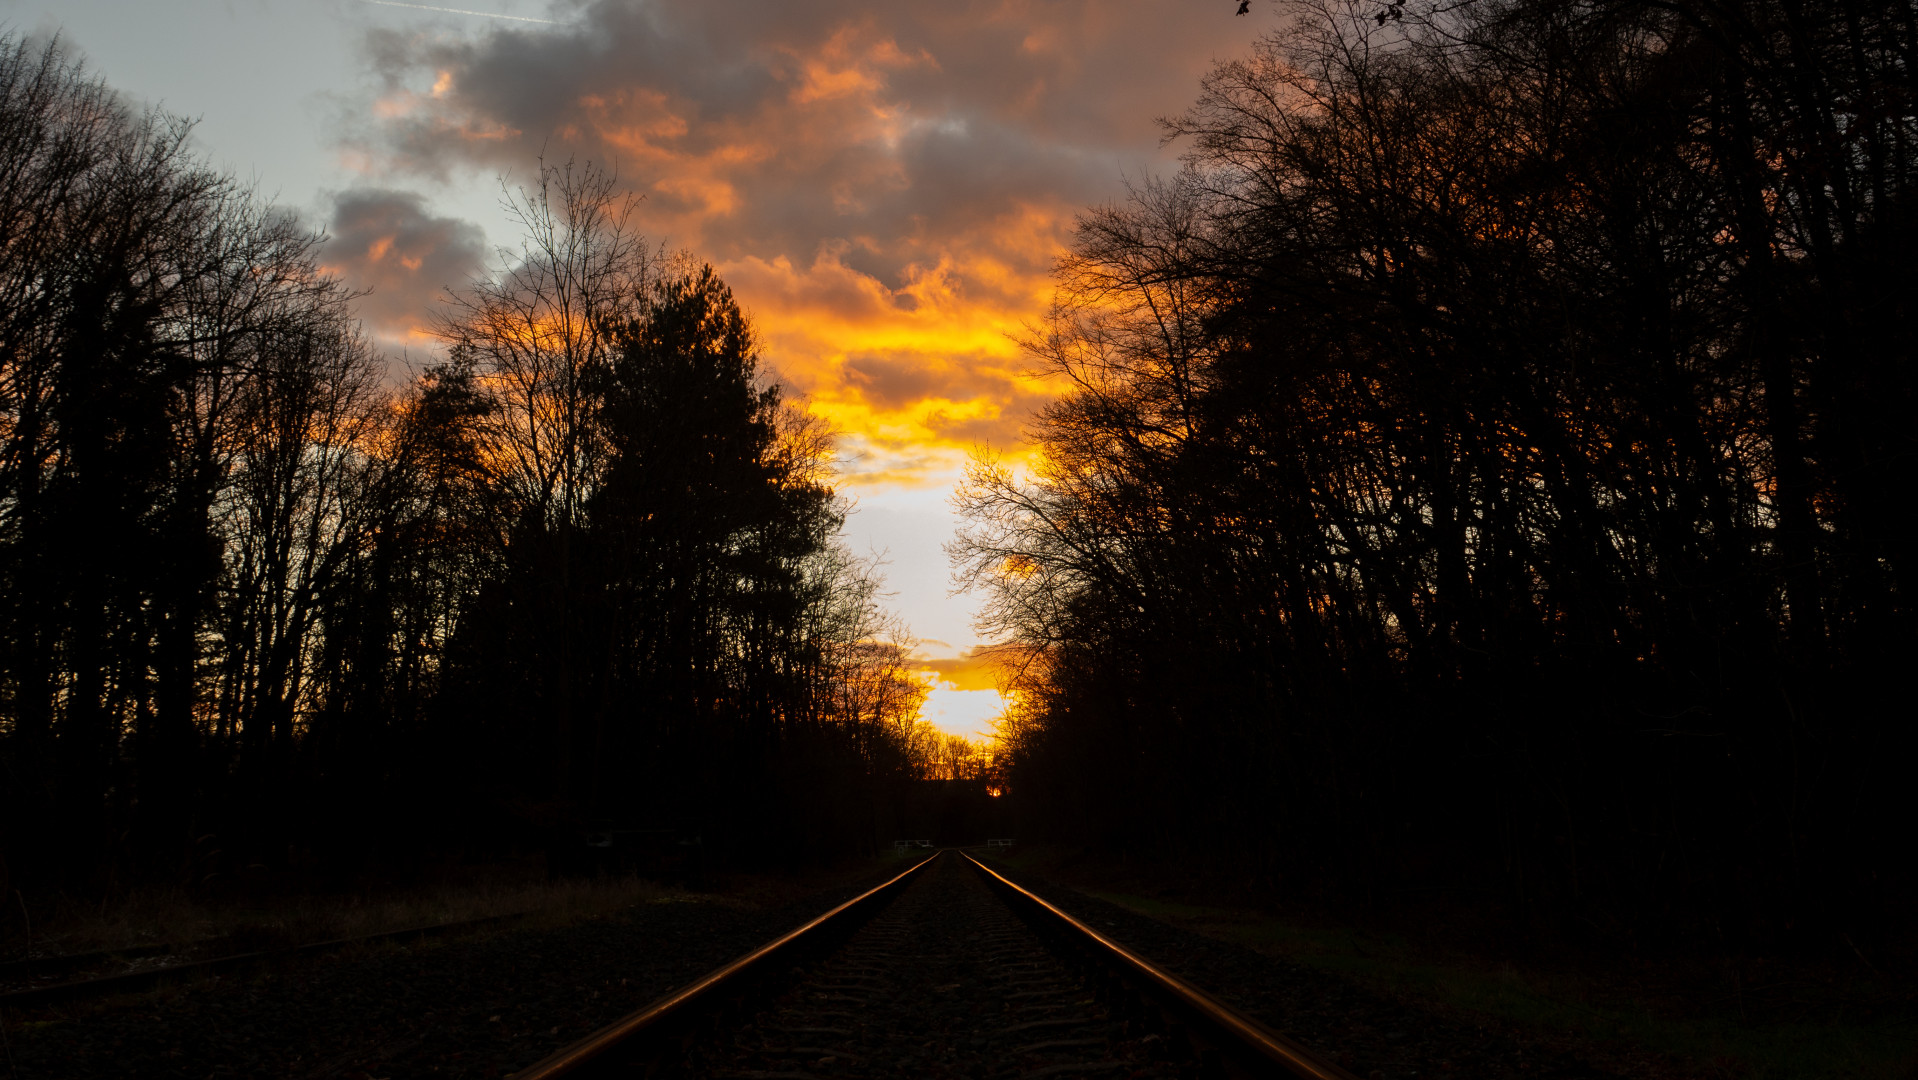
left=1, top=853, right=909, bottom=968
left=992, top=845, right=1918, bottom=1080
left=2, top=864, right=680, bottom=965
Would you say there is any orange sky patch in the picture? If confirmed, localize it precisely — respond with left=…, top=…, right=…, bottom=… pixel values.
left=720, top=204, right=1069, bottom=484
left=916, top=647, right=1006, bottom=693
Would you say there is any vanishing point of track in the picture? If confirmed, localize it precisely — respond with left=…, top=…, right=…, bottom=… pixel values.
left=512, top=850, right=1358, bottom=1080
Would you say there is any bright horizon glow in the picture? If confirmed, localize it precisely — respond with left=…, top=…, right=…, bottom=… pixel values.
left=919, top=682, right=1005, bottom=742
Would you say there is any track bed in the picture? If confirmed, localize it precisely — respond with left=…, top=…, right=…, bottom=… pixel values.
left=683, top=852, right=1182, bottom=1078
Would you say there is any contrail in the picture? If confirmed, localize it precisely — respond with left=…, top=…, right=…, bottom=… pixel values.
left=360, top=0, right=557, bottom=24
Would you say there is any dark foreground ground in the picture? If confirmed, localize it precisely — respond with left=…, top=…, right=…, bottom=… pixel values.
left=995, top=860, right=1662, bottom=1080
left=4, top=851, right=1908, bottom=1078
left=993, top=848, right=1918, bottom=1080
left=0, top=861, right=903, bottom=1079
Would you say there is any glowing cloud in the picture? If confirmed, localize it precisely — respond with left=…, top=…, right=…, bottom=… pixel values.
left=340, top=0, right=1251, bottom=486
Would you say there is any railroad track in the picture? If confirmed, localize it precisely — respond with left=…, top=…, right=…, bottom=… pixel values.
left=513, top=850, right=1358, bottom=1079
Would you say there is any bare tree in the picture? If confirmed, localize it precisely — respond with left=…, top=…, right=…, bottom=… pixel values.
left=956, top=0, right=1918, bottom=931
left=436, top=159, right=652, bottom=530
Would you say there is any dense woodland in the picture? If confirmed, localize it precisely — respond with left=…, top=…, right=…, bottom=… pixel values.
left=958, top=0, right=1917, bottom=945
left=4, top=0, right=1913, bottom=956
left=0, top=36, right=957, bottom=895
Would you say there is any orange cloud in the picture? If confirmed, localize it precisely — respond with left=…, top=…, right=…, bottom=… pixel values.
left=719, top=203, right=1070, bottom=483
left=344, top=0, right=1252, bottom=484
left=916, top=647, right=1005, bottom=692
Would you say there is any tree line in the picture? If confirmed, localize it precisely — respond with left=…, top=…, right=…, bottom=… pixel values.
left=957, top=0, right=1916, bottom=945
left=0, top=35, right=946, bottom=896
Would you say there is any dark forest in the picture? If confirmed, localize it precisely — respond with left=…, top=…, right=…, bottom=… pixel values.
left=0, top=36, right=990, bottom=899
left=3, top=0, right=1916, bottom=963
left=956, top=0, right=1917, bottom=948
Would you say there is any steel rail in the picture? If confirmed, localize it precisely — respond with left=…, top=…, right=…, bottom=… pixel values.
left=508, top=851, right=941, bottom=1079
left=964, top=853, right=1361, bottom=1080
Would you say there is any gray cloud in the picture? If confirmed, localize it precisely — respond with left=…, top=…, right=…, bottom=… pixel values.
left=323, top=187, right=487, bottom=348
left=340, top=0, right=1250, bottom=283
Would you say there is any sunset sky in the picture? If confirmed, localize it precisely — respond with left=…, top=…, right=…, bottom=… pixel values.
left=6, top=0, right=1256, bottom=738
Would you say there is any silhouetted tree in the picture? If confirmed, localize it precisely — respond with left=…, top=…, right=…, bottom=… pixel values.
left=0, top=39, right=934, bottom=901
left=958, top=0, right=1917, bottom=944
